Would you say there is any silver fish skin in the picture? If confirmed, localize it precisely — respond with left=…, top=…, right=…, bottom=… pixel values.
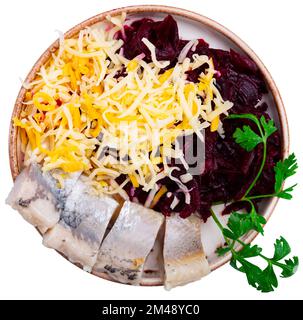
left=5, top=164, right=74, bottom=232
left=93, top=201, right=164, bottom=285
left=43, top=179, right=119, bottom=269
left=163, top=214, right=210, bottom=290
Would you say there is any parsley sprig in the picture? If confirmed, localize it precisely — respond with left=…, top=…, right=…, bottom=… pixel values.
left=212, top=114, right=298, bottom=292
left=229, top=114, right=277, bottom=198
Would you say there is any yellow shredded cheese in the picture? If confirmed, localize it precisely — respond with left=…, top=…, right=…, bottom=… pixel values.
left=210, top=116, right=220, bottom=132
left=150, top=185, right=168, bottom=208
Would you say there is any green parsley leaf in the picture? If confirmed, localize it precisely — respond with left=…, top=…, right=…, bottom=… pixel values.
left=258, top=264, right=278, bottom=292
left=238, top=244, right=262, bottom=258
left=231, top=255, right=276, bottom=292
left=222, top=228, right=237, bottom=240
left=260, top=116, right=277, bottom=139
left=230, top=257, right=239, bottom=270
left=226, top=210, right=266, bottom=238
left=273, top=237, right=291, bottom=261
left=216, top=246, right=231, bottom=256
left=227, top=212, right=253, bottom=238
left=233, top=126, right=263, bottom=151
left=232, top=256, right=264, bottom=289
left=274, top=153, right=298, bottom=193
left=276, top=184, right=297, bottom=200
left=228, top=114, right=277, bottom=152
left=249, top=206, right=266, bottom=235
left=280, top=257, right=299, bottom=278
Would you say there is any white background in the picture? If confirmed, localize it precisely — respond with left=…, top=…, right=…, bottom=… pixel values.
left=0, top=0, right=302, bottom=300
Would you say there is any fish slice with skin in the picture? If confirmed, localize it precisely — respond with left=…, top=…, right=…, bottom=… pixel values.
left=93, top=201, right=164, bottom=285
left=43, top=179, right=119, bottom=270
left=163, top=214, right=210, bottom=290
left=6, top=164, right=79, bottom=233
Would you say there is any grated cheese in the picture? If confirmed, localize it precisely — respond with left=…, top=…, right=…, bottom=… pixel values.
left=15, top=13, right=233, bottom=199
left=170, top=196, right=180, bottom=210
left=141, top=38, right=170, bottom=69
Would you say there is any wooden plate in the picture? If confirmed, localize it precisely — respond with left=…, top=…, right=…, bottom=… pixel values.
left=9, top=5, right=289, bottom=286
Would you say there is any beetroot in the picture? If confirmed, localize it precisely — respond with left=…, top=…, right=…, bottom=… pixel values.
left=216, top=69, right=265, bottom=107
left=118, top=15, right=180, bottom=64
left=117, top=15, right=281, bottom=221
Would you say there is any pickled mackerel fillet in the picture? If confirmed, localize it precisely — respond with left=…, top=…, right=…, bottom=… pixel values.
left=43, top=179, right=119, bottom=268
left=93, top=201, right=164, bottom=284
left=163, top=214, right=210, bottom=289
left=6, top=164, right=71, bottom=232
